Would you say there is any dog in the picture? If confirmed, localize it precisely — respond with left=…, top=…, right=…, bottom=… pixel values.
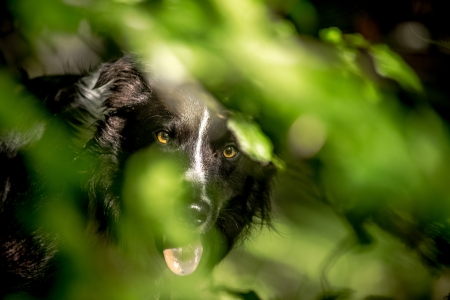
left=0, top=55, right=275, bottom=298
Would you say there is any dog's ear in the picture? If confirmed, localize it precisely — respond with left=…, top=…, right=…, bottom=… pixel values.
left=94, top=56, right=152, bottom=114
left=83, top=55, right=154, bottom=233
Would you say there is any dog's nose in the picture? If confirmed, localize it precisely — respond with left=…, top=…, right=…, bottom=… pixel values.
left=187, top=202, right=210, bottom=226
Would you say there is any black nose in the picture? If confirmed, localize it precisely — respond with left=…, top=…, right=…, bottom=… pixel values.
left=186, top=202, right=210, bottom=226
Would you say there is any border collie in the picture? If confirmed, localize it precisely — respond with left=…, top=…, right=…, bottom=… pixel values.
left=0, top=56, right=275, bottom=297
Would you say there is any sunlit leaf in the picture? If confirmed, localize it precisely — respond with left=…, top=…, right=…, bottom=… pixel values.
left=370, top=44, right=423, bottom=92
left=227, top=113, right=274, bottom=166
left=319, top=27, right=343, bottom=44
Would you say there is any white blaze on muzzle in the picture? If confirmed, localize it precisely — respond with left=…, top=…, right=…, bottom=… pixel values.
left=185, top=108, right=210, bottom=183
left=164, top=108, right=209, bottom=276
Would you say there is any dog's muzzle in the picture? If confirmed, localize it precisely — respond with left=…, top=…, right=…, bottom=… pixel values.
left=162, top=199, right=212, bottom=276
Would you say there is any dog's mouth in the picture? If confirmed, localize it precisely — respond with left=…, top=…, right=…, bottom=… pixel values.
left=162, top=235, right=203, bottom=276
left=155, top=226, right=208, bottom=276
left=153, top=200, right=217, bottom=276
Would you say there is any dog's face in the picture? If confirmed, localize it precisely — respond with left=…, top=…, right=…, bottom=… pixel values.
left=88, top=57, right=274, bottom=277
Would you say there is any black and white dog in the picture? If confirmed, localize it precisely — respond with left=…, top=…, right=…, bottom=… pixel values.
left=0, top=56, right=274, bottom=297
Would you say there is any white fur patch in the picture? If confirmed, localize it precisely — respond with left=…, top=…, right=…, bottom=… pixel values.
left=76, top=70, right=109, bottom=121
left=71, top=70, right=110, bottom=148
left=186, top=108, right=210, bottom=184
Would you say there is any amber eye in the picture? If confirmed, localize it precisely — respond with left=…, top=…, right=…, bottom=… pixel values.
left=223, top=146, right=238, bottom=159
left=157, top=131, right=170, bottom=144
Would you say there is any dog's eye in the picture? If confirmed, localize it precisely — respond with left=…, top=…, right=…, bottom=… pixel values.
left=156, top=131, right=170, bottom=144
left=223, top=146, right=238, bottom=159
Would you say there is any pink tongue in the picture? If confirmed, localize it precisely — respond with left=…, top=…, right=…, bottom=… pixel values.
left=163, top=240, right=203, bottom=276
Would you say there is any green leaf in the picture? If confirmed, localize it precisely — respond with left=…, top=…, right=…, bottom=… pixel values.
left=344, top=33, right=369, bottom=48
left=370, top=44, right=423, bottom=93
left=319, top=27, right=343, bottom=44
left=227, top=113, right=275, bottom=166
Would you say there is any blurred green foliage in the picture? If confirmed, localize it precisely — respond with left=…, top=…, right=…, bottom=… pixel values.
left=2, top=0, right=450, bottom=299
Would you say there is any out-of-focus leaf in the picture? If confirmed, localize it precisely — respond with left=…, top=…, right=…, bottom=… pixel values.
left=320, top=28, right=422, bottom=93
left=319, top=27, right=343, bottom=45
left=370, top=44, right=423, bottom=92
left=9, top=0, right=84, bottom=33
left=228, top=113, right=278, bottom=167
left=344, top=33, right=369, bottom=48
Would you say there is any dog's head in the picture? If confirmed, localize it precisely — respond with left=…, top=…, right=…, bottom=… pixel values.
left=82, top=56, right=275, bottom=276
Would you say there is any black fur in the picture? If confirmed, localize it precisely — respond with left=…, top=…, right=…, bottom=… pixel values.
left=0, top=56, right=274, bottom=297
